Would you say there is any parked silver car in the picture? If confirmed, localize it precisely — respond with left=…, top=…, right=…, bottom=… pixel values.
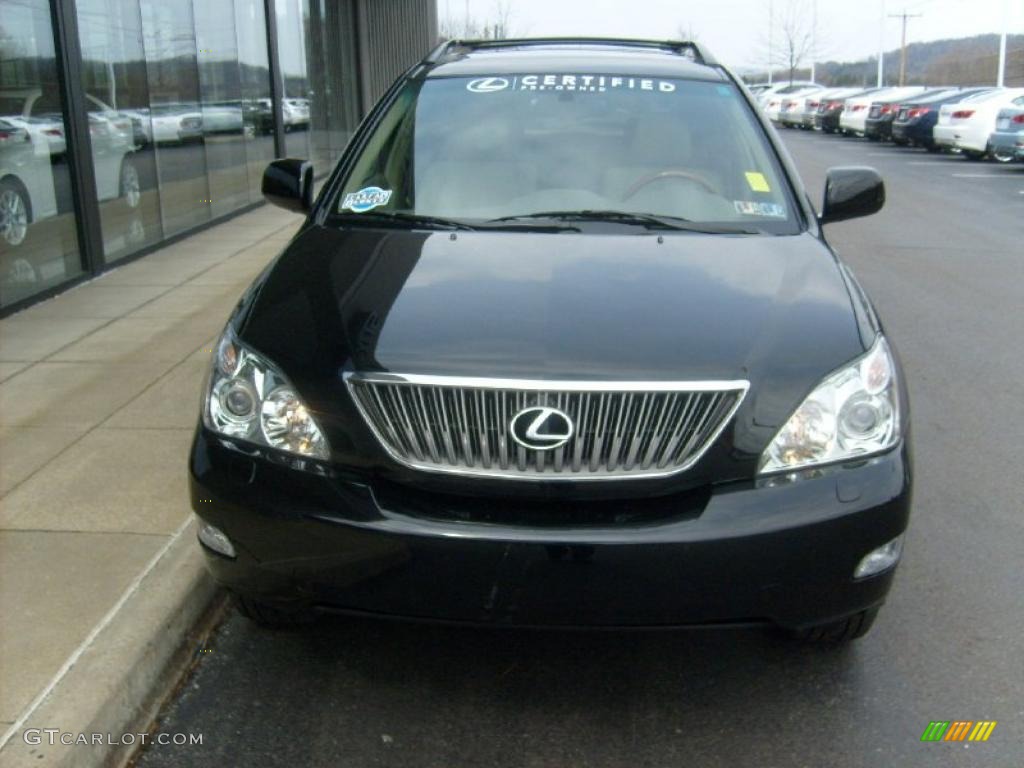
left=989, top=100, right=1024, bottom=162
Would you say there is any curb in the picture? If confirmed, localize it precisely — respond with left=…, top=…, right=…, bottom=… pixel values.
left=0, top=518, right=225, bottom=768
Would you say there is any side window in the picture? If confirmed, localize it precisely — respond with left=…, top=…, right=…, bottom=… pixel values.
left=338, top=83, right=419, bottom=211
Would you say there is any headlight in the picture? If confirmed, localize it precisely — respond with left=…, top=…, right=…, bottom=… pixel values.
left=203, top=330, right=329, bottom=460
left=759, top=335, right=900, bottom=474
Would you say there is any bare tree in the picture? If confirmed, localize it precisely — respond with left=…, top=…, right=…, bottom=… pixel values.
left=484, top=0, right=515, bottom=39
left=754, top=0, right=821, bottom=83
left=675, top=24, right=701, bottom=43
left=439, top=0, right=519, bottom=40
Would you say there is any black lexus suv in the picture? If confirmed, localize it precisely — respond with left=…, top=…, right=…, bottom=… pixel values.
left=190, top=38, right=912, bottom=642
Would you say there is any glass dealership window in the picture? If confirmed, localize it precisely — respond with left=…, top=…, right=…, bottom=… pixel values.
left=2, top=0, right=372, bottom=313
left=275, top=0, right=360, bottom=172
left=75, top=0, right=163, bottom=264
left=234, top=0, right=275, bottom=203
left=306, top=0, right=360, bottom=170
left=0, top=0, right=83, bottom=308
left=194, top=0, right=249, bottom=219
left=139, top=0, right=211, bottom=237
left=275, top=0, right=312, bottom=160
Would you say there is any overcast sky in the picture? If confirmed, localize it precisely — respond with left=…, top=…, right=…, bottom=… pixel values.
left=441, top=0, right=1022, bottom=72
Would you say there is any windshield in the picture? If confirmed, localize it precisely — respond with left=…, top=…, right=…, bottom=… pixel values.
left=331, top=75, right=799, bottom=233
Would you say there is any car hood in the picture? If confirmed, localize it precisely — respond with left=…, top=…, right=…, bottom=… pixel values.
left=238, top=226, right=870, bottom=483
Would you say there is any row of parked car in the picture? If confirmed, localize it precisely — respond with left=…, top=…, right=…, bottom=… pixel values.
left=750, top=81, right=1024, bottom=162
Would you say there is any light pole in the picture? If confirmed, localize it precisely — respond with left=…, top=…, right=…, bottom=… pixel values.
left=996, top=0, right=1008, bottom=87
left=889, top=10, right=923, bottom=87
left=877, top=0, right=886, bottom=87
left=810, top=0, right=818, bottom=82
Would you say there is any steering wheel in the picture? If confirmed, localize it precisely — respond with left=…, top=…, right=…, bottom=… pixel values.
left=623, top=169, right=722, bottom=200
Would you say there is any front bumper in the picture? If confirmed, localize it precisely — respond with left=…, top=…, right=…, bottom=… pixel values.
left=190, top=428, right=912, bottom=630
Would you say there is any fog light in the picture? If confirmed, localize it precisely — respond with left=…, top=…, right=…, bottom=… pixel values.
left=197, top=520, right=236, bottom=559
left=854, top=534, right=904, bottom=578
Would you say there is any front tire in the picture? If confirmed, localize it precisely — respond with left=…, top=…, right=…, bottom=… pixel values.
left=789, top=607, right=880, bottom=644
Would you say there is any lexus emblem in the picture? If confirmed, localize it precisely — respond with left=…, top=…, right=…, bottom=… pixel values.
left=509, top=406, right=574, bottom=451
left=466, top=76, right=510, bottom=93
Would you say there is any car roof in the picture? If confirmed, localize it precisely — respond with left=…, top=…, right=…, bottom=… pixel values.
left=907, top=88, right=987, bottom=105
left=425, top=38, right=728, bottom=83
left=873, top=88, right=945, bottom=103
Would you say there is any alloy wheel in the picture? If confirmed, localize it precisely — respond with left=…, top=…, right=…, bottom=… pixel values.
left=0, top=186, right=29, bottom=246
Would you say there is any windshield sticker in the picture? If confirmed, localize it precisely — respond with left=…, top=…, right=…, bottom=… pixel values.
left=466, top=77, right=511, bottom=93
left=342, top=186, right=392, bottom=213
left=734, top=200, right=786, bottom=218
left=466, top=74, right=677, bottom=94
left=744, top=172, right=771, bottom=193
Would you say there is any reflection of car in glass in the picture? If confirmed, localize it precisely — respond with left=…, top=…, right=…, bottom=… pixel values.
left=0, top=118, right=47, bottom=247
left=244, top=99, right=275, bottom=135
left=202, top=101, right=245, bottom=134
left=193, top=39, right=911, bottom=645
left=282, top=98, right=310, bottom=129
left=1, top=91, right=67, bottom=155
left=0, top=88, right=139, bottom=248
left=123, top=104, right=204, bottom=145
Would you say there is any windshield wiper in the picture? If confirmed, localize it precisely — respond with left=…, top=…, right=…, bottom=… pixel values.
left=337, top=210, right=477, bottom=231
left=488, top=210, right=757, bottom=234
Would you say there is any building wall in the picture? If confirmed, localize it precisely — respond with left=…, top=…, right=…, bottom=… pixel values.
left=356, top=0, right=440, bottom=108
left=0, top=0, right=437, bottom=314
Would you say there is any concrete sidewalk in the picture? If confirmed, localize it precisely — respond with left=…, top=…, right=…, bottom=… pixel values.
left=0, top=205, right=303, bottom=763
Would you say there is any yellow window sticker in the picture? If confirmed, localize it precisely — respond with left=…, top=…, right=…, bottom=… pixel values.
left=745, top=172, right=771, bottom=193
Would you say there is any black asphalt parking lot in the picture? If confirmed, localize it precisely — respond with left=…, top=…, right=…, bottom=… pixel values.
left=135, top=132, right=1024, bottom=768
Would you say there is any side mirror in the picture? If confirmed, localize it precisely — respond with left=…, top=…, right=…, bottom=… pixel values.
left=262, top=158, right=313, bottom=213
left=820, top=167, right=885, bottom=225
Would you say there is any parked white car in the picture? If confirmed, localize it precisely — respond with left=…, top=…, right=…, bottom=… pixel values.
left=764, top=85, right=822, bottom=122
left=780, top=87, right=860, bottom=129
left=798, top=87, right=863, bottom=128
left=840, top=87, right=927, bottom=135
left=933, top=88, right=1024, bottom=158
left=755, top=81, right=819, bottom=105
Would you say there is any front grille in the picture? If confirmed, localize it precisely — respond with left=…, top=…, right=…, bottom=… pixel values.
left=345, top=373, right=748, bottom=480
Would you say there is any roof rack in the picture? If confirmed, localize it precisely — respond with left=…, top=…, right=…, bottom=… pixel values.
left=423, top=37, right=716, bottom=67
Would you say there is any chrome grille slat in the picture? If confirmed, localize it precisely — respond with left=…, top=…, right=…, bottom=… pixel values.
left=345, top=374, right=748, bottom=481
